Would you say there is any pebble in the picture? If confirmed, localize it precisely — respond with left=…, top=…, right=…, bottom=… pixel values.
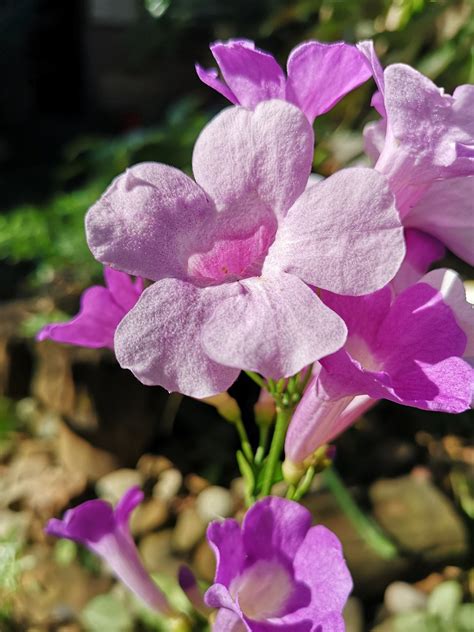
left=384, top=581, right=428, bottom=614
left=343, top=597, right=364, bottom=632
left=137, top=454, right=173, bottom=479
left=130, top=498, right=168, bottom=536
left=96, top=469, right=143, bottom=504
left=139, top=530, right=180, bottom=576
left=184, top=473, right=209, bottom=495
left=193, top=540, right=216, bottom=583
left=153, top=468, right=183, bottom=502
left=196, top=486, right=234, bottom=523
left=172, top=507, right=206, bottom=553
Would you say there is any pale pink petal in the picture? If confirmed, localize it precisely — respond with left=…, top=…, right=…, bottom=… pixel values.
left=213, top=609, right=246, bottom=632
left=422, top=269, right=474, bottom=360
left=286, top=41, right=372, bottom=122
left=86, top=163, right=216, bottom=281
left=192, top=101, right=314, bottom=220
left=356, top=40, right=386, bottom=116
left=363, top=119, right=386, bottom=164
left=104, top=267, right=143, bottom=312
left=195, top=64, right=238, bottom=103
left=404, top=177, right=474, bottom=265
left=265, top=168, right=405, bottom=295
left=114, top=279, right=240, bottom=398
left=209, top=40, right=286, bottom=108
left=201, top=273, right=347, bottom=380
left=391, top=229, right=445, bottom=295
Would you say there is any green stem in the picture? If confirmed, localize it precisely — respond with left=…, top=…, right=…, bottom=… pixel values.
left=293, top=465, right=316, bottom=502
left=245, top=370, right=266, bottom=389
left=255, top=423, right=270, bottom=466
left=323, top=467, right=399, bottom=560
left=234, top=417, right=254, bottom=462
left=260, top=405, right=292, bottom=497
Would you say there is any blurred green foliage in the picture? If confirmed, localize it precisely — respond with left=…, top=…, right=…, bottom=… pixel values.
left=1, top=0, right=472, bottom=291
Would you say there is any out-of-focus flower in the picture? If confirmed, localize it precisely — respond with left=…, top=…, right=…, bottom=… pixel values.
left=85, top=101, right=405, bottom=398
left=205, top=496, right=352, bottom=631
left=359, top=41, right=474, bottom=267
left=286, top=271, right=474, bottom=464
left=37, top=267, right=143, bottom=350
left=196, top=39, right=371, bottom=123
left=46, top=487, right=175, bottom=615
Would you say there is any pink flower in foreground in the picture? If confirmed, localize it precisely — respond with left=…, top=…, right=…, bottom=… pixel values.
left=85, top=101, right=405, bottom=398
left=206, top=496, right=352, bottom=631
left=359, top=41, right=474, bottom=267
left=286, top=270, right=474, bottom=464
left=37, top=267, right=143, bottom=350
left=46, top=488, right=175, bottom=616
left=196, top=39, right=371, bottom=122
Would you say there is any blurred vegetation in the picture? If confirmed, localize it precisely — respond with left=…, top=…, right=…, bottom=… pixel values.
left=1, top=0, right=473, bottom=293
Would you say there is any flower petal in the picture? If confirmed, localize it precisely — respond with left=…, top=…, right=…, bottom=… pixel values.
left=86, top=162, right=216, bottom=281
left=356, top=40, right=386, bottom=116
left=207, top=519, right=245, bottom=588
left=195, top=64, right=238, bottom=103
left=212, top=609, right=246, bottom=632
left=192, top=100, right=314, bottom=220
left=201, top=273, right=347, bottom=380
left=391, top=229, right=445, bottom=295
left=209, top=40, right=286, bottom=108
left=286, top=42, right=371, bottom=121
left=37, top=286, right=124, bottom=350
left=46, top=499, right=115, bottom=545
left=265, top=168, right=405, bottom=295
left=404, top=177, right=474, bottom=265
left=104, top=267, right=143, bottom=312
left=114, top=278, right=240, bottom=397
left=115, top=486, right=144, bottom=526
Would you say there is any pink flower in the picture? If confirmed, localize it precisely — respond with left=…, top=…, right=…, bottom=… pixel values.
left=196, top=39, right=372, bottom=122
left=286, top=270, right=474, bottom=464
left=359, top=41, right=474, bottom=267
left=85, top=101, right=405, bottom=398
left=37, top=267, right=143, bottom=350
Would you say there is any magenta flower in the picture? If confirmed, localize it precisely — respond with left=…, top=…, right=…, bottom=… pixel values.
left=359, top=41, right=474, bottom=266
left=37, top=267, right=143, bottom=350
left=205, top=496, right=352, bottom=631
left=196, top=39, right=371, bottom=122
left=85, top=101, right=404, bottom=398
left=46, top=487, right=175, bottom=616
left=286, top=271, right=473, bottom=464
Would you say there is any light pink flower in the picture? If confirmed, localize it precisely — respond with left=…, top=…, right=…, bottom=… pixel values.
left=286, top=270, right=474, bottom=463
left=359, top=41, right=474, bottom=266
left=37, top=267, right=143, bottom=350
left=85, top=101, right=405, bottom=398
left=196, top=39, right=372, bottom=122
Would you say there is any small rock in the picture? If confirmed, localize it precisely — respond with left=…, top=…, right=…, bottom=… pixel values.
left=193, top=539, right=216, bottom=583
left=96, top=469, right=143, bottom=504
left=137, top=454, right=173, bottom=479
left=139, top=530, right=180, bottom=576
left=384, top=581, right=428, bottom=614
left=185, top=473, right=209, bottom=495
left=230, top=477, right=246, bottom=502
left=153, top=468, right=183, bottom=502
left=0, top=509, right=29, bottom=543
left=130, top=498, right=168, bottom=536
left=196, top=486, right=234, bottom=523
left=343, top=597, right=364, bottom=632
left=172, top=507, right=206, bottom=553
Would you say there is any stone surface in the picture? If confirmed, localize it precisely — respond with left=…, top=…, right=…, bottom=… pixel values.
left=172, top=507, right=206, bottom=553
left=193, top=539, right=216, bottom=584
left=137, top=454, right=173, bottom=479
left=129, top=498, right=168, bottom=536
left=370, top=476, right=468, bottom=561
left=139, top=530, right=180, bottom=576
left=196, top=486, right=234, bottom=523
left=153, top=468, right=183, bottom=503
left=96, top=468, right=143, bottom=504
left=384, top=581, right=428, bottom=614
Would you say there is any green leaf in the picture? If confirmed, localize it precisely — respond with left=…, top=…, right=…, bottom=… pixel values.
left=428, top=581, right=463, bottom=621
left=81, top=593, right=134, bottom=632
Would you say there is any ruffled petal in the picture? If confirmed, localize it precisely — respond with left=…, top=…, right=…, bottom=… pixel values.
left=201, top=273, right=347, bottom=380
left=265, top=168, right=405, bottom=295
left=209, top=40, right=286, bottom=108
left=37, top=286, right=124, bottom=350
left=115, top=486, right=144, bottom=526
left=86, top=162, right=216, bottom=281
left=363, top=119, right=386, bottom=164
left=286, top=41, right=372, bottom=122
left=192, top=101, right=314, bottom=220
left=114, top=278, right=240, bottom=398
left=404, top=177, right=474, bottom=265
left=195, top=64, right=238, bottom=103
left=206, top=519, right=245, bottom=588
left=104, top=267, right=143, bottom=312
left=391, top=229, right=445, bottom=295
left=212, top=609, right=246, bottom=632
left=356, top=40, right=386, bottom=116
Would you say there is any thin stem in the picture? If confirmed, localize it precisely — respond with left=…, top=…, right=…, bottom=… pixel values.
left=245, top=370, right=266, bottom=389
left=259, top=405, right=292, bottom=497
left=234, top=417, right=254, bottom=462
left=293, top=465, right=316, bottom=502
left=161, top=393, right=184, bottom=435
left=255, top=423, right=270, bottom=466
left=323, top=467, right=399, bottom=560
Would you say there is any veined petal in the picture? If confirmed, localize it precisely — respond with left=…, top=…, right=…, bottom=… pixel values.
left=201, top=273, right=347, bottom=380
left=265, top=168, right=405, bottom=295
left=210, top=40, right=286, bottom=108
left=391, top=229, right=445, bottom=295
left=86, top=163, right=216, bottom=281
left=286, top=41, right=372, bottom=122
left=114, top=279, right=240, bottom=397
left=192, top=101, right=314, bottom=220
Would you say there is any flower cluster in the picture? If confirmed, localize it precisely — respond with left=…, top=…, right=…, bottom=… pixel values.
left=41, top=36, right=473, bottom=631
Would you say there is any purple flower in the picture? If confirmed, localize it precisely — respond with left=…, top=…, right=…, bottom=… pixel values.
left=286, top=270, right=474, bottom=464
left=45, top=487, right=175, bottom=615
left=85, top=101, right=405, bottom=398
left=205, top=496, right=352, bottom=631
left=359, top=41, right=474, bottom=266
left=37, top=267, right=143, bottom=350
left=196, top=39, right=371, bottom=123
